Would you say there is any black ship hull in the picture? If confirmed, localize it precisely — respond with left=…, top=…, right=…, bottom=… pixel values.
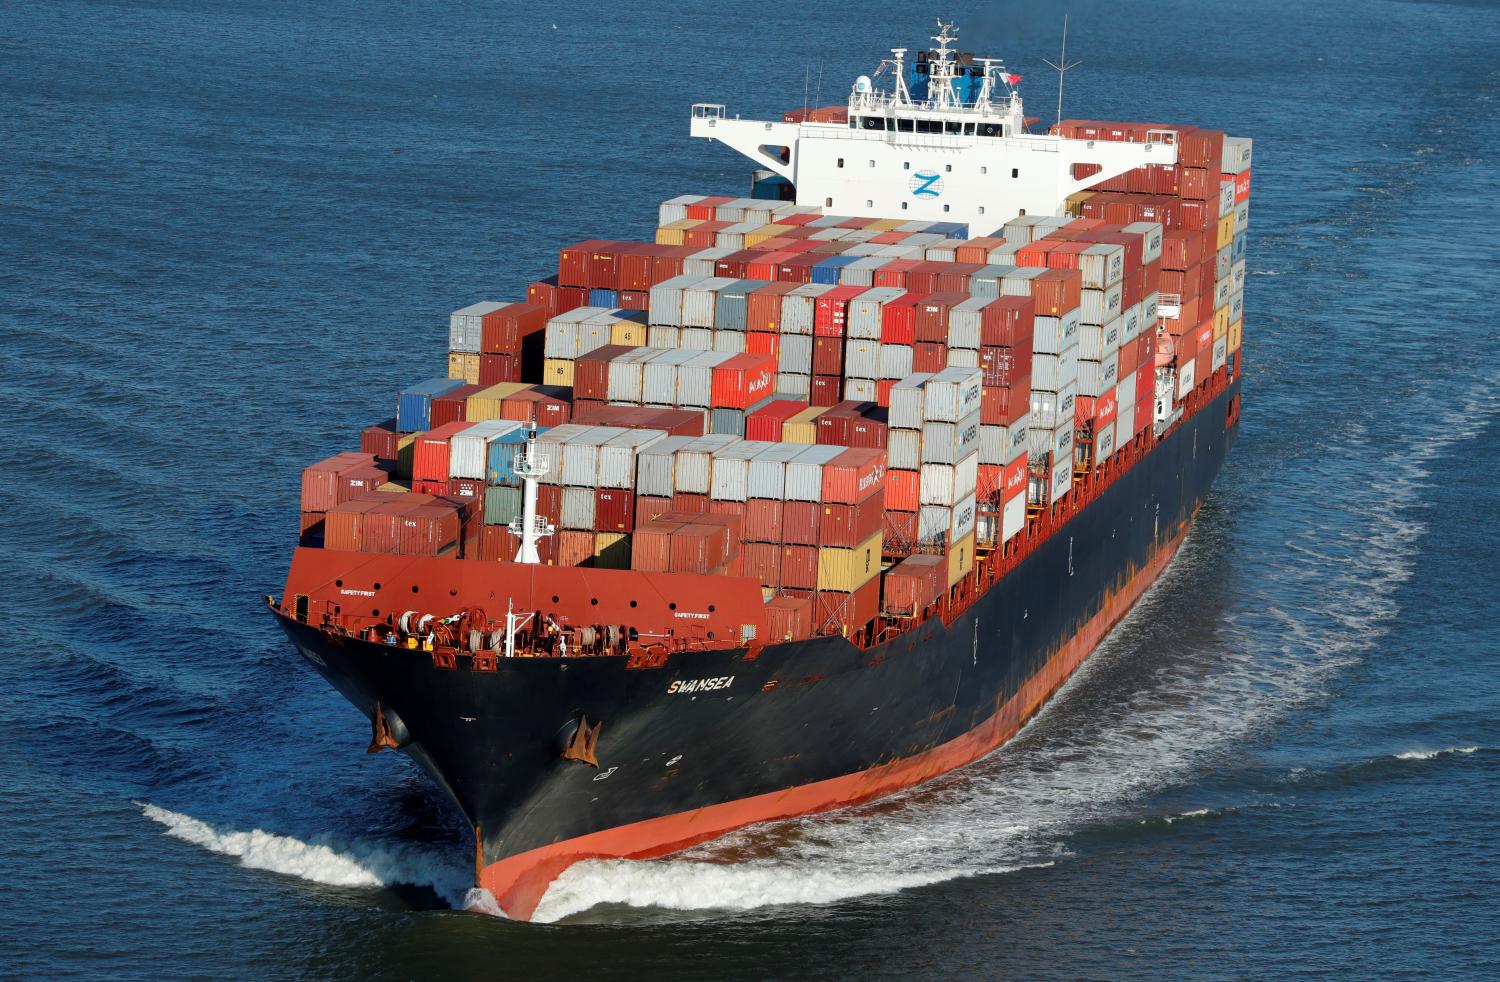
left=276, top=376, right=1240, bottom=918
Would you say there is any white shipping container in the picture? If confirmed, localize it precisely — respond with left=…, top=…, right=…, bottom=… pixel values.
left=1032, top=345, right=1079, bottom=391
left=920, top=411, right=982, bottom=465
left=979, top=418, right=1028, bottom=465
left=888, top=429, right=921, bottom=470
left=641, top=348, right=697, bottom=405
left=449, top=419, right=522, bottom=480
left=919, top=451, right=979, bottom=507
left=1218, top=179, right=1236, bottom=219
left=1080, top=282, right=1124, bottom=326
left=682, top=248, right=732, bottom=278
left=1177, top=359, right=1197, bottom=400
left=634, top=436, right=697, bottom=496
left=779, top=333, right=814, bottom=373
left=713, top=331, right=748, bottom=354
left=1142, top=292, right=1161, bottom=328
left=1212, top=335, right=1228, bottom=372
left=1213, top=277, right=1231, bottom=311
left=561, top=486, right=596, bottom=530
left=598, top=428, right=668, bottom=489
left=747, top=442, right=806, bottom=499
left=848, top=286, right=903, bottom=339
left=1078, top=352, right=1120, bottom=398
left=923, top=366, right=983, bottom=422
left=1002, top=492, right=1026, bottom=542
left=678, top=351, right=735, bottom=408
left=918, top=492, right=977, bottom=547
left=889, top=373, right=935, bottom=429
left=1229, top=287, right=1244, bottom=324
left=845, top=377, right=878, bottom=401
left=449, top=301, right=502, bottom=353
left=776, top=372, right=811, bottom=399
left=948, top=297, right=989, bottom=349
left=674, top=434, right=741, bottom=494
left=1000, top=266, right=1044, bottom=298
left=1033, top=308, right=1081, bottom=354
left=1079, top=243, right=1126, bottom=288
left=710, top=440, right=774, bottom=501
left=782, top=284, right=834, bottom=334
left=1115, top=377, right=1137, bottom=416
left=785, top=444, right=844, bottom=501
left=1119, top=302, right=1144, bottom=343
left=1049, top=456, right=1072, bottom=505
left=648, top=274, right=706, bottom=328
left=946, top=348, right=979, bottom=369
left=1231, top=258, right=1247, bottom=295
left=533, top=424, right=596, bottom=485
left=647, top=325, right=680, bottom=348
left=879, top=343, right=915, bottom=379
left=680, top=327, right=713, bottom=351
left=1234, top=198, right=1249, bottom=231
left=1029, top=381, right=1078, bottom=430
left=1121, top=221, right=1164, bottom=265
left=844, top=338, right=880, bottom=379
left=657, top=193, right=700, bottom=226
left=1222, top=135, right=1252, bottom=174
left=681, top=276, right=737, bottom=328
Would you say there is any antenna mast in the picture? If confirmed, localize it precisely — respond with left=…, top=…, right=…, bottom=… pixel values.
left=1042, top=14, right=1082, bottom=128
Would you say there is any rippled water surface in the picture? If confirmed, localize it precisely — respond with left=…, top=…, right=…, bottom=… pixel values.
left=4, top=0, right=1499, bottom=977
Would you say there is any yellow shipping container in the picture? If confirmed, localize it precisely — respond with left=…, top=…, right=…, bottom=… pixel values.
left=817, top=531, right=884, bottom=593
left=656, top=227, right=684, bottom=246
left=867, top=217, right=906, bottom=232
left=377, top=480, right=410, bottom=493
left=1213, top=305, right=1230, bottom=340
left=745, top=223, right=792, bottom=247
left=1066, top=190, right=1096, bottom=217
left=447, top=352, right=480, bottom=384
left=543, top=357, right=575, bottom=388
left=593, top=532, right=631, bottom=569
left=1228, top=318, right=1243, bottom=354
left=1216, top=213, right=1237, bottom=250
left=946, top=531, right=976, bottom=587
left=465, top=382, right=530, bottom=422
left=610, top=321, right=646, bottom=346
left=782, top=406, right=824, bottom=444
left=395, top=432, right=419, bottom=479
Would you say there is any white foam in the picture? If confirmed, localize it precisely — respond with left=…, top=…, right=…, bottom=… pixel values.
left=1394, top=746, right=1481, bottom=761
left=138, top=803, right=472, bottom=905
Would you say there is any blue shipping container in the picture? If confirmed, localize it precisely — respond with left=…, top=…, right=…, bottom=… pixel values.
left=589, top=288, right=619, bottom=308
left=396, top=378, right=464, bottom=432
left=811, top=255, right=859, bottom=285
left=486, top=426, right=547, bottom=486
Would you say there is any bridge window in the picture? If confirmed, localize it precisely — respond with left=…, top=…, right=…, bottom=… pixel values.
left=945, top=164, right=952, bottom=173
left=978, top=206, right=986, bottom=215
left=862, top=116, right=886, bottom=131
left=868, top=159, right=875, bottom=168
left=980, top=166, right=988, bottom=175
left=901, top=202, right=908, bottom=210
left=1012, top=168, right=1019, bottom=178
left=945, top=121, right=963, bottom=135
left=825, top=197, right=833, bottom=207
left=837, top=157, right=844, bottom=168
left=943, top=204, right=951, bottom=213
left=978, top=123, right=1003, bottom=137
left=964, top=123, right=976, bottom=135
left=916, top=119, right=942, bottom=135
left=896, top=118, right=914, bottom=133
left=866, top=199, right=874, bottom=207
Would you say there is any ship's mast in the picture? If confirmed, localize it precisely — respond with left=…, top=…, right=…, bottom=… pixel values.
left=509, top=427, right=555, bottom=564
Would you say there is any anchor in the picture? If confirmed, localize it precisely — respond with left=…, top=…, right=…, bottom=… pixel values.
left=367, top=701, right=402, bottom=754
left=561, top=715, right=602, bottom=767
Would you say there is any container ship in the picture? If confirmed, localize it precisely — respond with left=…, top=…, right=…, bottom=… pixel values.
left=271, top=22, right=1249, bottom=921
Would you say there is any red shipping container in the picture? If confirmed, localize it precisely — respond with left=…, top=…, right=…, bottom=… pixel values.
left=710, top=352, right=776, bottom=410
left=880, top=292, right=922, bottom=344
left=765, top=593, right=815, bottom=642
left=324, top=494, right=384, bottom=551
left=652, top=247, right=692, bottom=285
left=536, top=484, right=562, bottom=526
left=818, top=494, right=884, bottom=548
left=882, top=554, right=946, bottom=617
left=594, top=488, right=634, bottom=532
left=671, top=491, right=709, bottom=514
left=912, top=341, right=948, bottom=373
left=480, top=303, right=547, bottom=354
left=1031, top=268, right=1082, bottom=316
left=779, top=544, right=818, bottom=590
left=903, top=260, right=950, bottom=294
left=744, top=497, right=784, bottom=541
left=872, top=259, right=921, bottom=289
left=1045, top=241, right=1090, bottom=269
left=557, top=529, right=594, bottom=567
left=914, top=292, right=968, bottom=343
left=635, top=494, right=674, bottom=524
left=886, top=468, right=920, bottom=511
left=746, top=331, right=779, bottom=357
left=981, top=295, right=1035, bottom=348
left=811, top=374, right=841, bottom=407
left=412, top=478, right=447, bottom=495
left=445, top=476, right=485, bottom=505
left=670, top=523, right=734, bottom=574
left=572, top=403, right=705, bottom=436
left=686, top=195, right=731, bottom=220
left=412, top=421, right=473, bottom=483
left=713, top=253, right=749, bottom=279
left=876, top=378, right=898, bottom=407
left=847, top=415, right=888, bottom=449
left=935, top=262, right=984, bottom=294
left=1002, top=455, right=1029, bottom=504
left=430, top=383, right=484, bottom=428
left=557, top=239, right=611, bottom=288
left=812, top=336, right=845, bottom=376
left=882, top=509, right=918, bottom=557
left=980, top=345, right=1032, bottom=388
left=619, top=290, right=649, bottom=310
left=1235, top=171, right=1251, bottom=203
left=396, top=502, right=461, bottom=557
left=630, top=522, right=677, bottom=572
left=822, top=447, right=887, bottom=505
left=709, top=499, right=747, bottom=524
left=955, top=236, right=1007, bottom=264
left=980, top=379, right=1030, bottom=426
left=360, top=420, right=400, bottom=461
left=813, top=577, right=880, bottom=635
left=301, top=452, right=378, bottom=512
left=813, top=285, right=865, bottom=337
left=616, top=244, right=660, bottom=292
left=574, top=344, right=633, bottom=401
left=745, top=399, right=808, bottom=442
left=744, top=541, right=783, bottom=588
left=527, top=277, right=562, bottom=319
left=781, top=499, right=822, bottom=546
left=746, top=281, right=799, bottom=331
left=1016, top=239, right=1060, bottom=267
left=478, top=354, right=519, bottom=386
left=977, top=463, right=1003, bottom=501
left=815, top=403, right=853, bottom=446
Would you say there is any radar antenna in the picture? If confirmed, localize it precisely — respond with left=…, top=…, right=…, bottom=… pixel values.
left=1042, top=14, right=1082, bottom=128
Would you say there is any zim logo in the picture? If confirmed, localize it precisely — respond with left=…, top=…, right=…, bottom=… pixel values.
left=910, top=171, right=944, bottom=198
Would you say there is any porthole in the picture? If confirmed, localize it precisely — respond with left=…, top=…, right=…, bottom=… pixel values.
left=552, top=595, right=560, bottom=603
left=411, top=585, right=420, bottom=593
left=669, top=602, right=677, bottom=610
left=708, top=604, right=716, bottom=613
left=629, top=600, right=638, bottom=608
left=590, top=598, right=599, bottom=606
left=372, top=582, right=381, bottom=590
left=449, top=588, right=458, bottom=597
left=372, top=608, right=380, bottom=617
left=335, top=579, right=343, bottom=587
left=707, top=631, right=716, bottom=640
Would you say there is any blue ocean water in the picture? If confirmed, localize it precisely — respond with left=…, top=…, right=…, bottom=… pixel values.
left=3, top=0, right=1498, bottom=977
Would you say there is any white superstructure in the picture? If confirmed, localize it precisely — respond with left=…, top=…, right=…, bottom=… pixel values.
left=691, top=20, right=1178, bottom=237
